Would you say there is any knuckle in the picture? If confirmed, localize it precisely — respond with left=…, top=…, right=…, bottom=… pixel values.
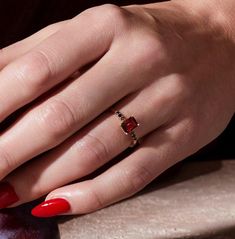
left=121, top=164, right=154, bottom=195
left=83, top=4, right=130, bottom=32
left=68, top=133, right=109, bottom=176
left=28, top=177, right=45, bottom=198
left=22, top=50, right=55, bottom=91
left=37, top=98, right=77, bottom=141
left=168, top=117, right=197, bottom=156
left=86, top=186, right=105, bottom=210
left=99, top=4, right=127, bottom=21
left=0, top=145, right=14, bottom=177
left=83, top=133, right=109, bottom=167
left=150, top=74, right=189, bottom=117
left=168, top=74, right=189, bottom=101
left=43, top=21, right=67, bottom=34
left=131, top=35, right=161, bottom=70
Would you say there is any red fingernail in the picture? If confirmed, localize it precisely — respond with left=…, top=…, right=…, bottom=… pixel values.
left=31, top=198, right=70, bottom=218
left=0, top=182, right=19, bottom=209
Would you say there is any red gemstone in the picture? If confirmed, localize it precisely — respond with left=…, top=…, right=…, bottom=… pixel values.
left=121, top=117, right=139, bottom=134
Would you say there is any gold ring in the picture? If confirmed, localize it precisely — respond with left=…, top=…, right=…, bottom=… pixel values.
left=114, top=111, right=139, bottom=147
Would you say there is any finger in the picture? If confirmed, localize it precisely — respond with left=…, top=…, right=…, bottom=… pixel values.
left=31, top=123, right=192, bottom=217
left=0, top=44, right=133, bottom=180
left=0, top=5, right=116, bottom=122
left=0, top=14, right=168, bottom=179
left=0, top=21, right=68, bottom=70
left=0, top=11, right=165, bottom=180
left=0, top=4, right=166, bottom=188
left=3, top=79, right=179, bottom=206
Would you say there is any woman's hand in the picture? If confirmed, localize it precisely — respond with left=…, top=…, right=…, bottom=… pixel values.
left=0, top=1, right=234, bottom=217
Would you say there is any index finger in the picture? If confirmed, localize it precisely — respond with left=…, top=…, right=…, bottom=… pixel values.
left=0, top=20, right=68, bottom=70
left=0, top=5, right=115, bottom=122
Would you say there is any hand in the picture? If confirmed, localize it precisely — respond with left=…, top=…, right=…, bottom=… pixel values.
left=0, top=1, right=234, bottom=217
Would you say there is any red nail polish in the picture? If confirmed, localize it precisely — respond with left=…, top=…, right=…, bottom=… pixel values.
left=0, top=182, right=19, bottom=209
left=31, top=198, right=70, bottom=218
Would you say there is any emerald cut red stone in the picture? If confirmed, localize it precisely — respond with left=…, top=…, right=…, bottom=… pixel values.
left=121, top=117, right=139, bottom=134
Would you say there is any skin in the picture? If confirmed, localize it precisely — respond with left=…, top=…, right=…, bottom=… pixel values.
left=0, top=0, right=235, bottom=215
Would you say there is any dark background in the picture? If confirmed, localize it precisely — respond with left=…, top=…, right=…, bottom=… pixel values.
left=0, top=0, right=234, bottom=159
left=0, top=0, right=162, bottom=47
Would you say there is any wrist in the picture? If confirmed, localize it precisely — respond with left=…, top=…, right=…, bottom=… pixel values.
left=140, top=0, right=235, bottom=114
left=142, top=0, right=235, bottom=39
left=175, top=0, right=235, bottom=114
left=174, top=0, right=235, bottom=40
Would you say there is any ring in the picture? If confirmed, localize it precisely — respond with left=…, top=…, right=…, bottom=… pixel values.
left=114, top=110, right=140, bottom=147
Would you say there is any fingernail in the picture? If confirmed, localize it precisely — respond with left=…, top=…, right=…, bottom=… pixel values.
left=0, top=182, right=19, bottom=209
left=31, top=198, right=70, bottom=218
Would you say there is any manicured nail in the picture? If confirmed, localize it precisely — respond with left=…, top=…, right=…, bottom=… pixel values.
left=0, top=182, right=19, bottom=209
left=31, top=198, right=70, bottom=218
